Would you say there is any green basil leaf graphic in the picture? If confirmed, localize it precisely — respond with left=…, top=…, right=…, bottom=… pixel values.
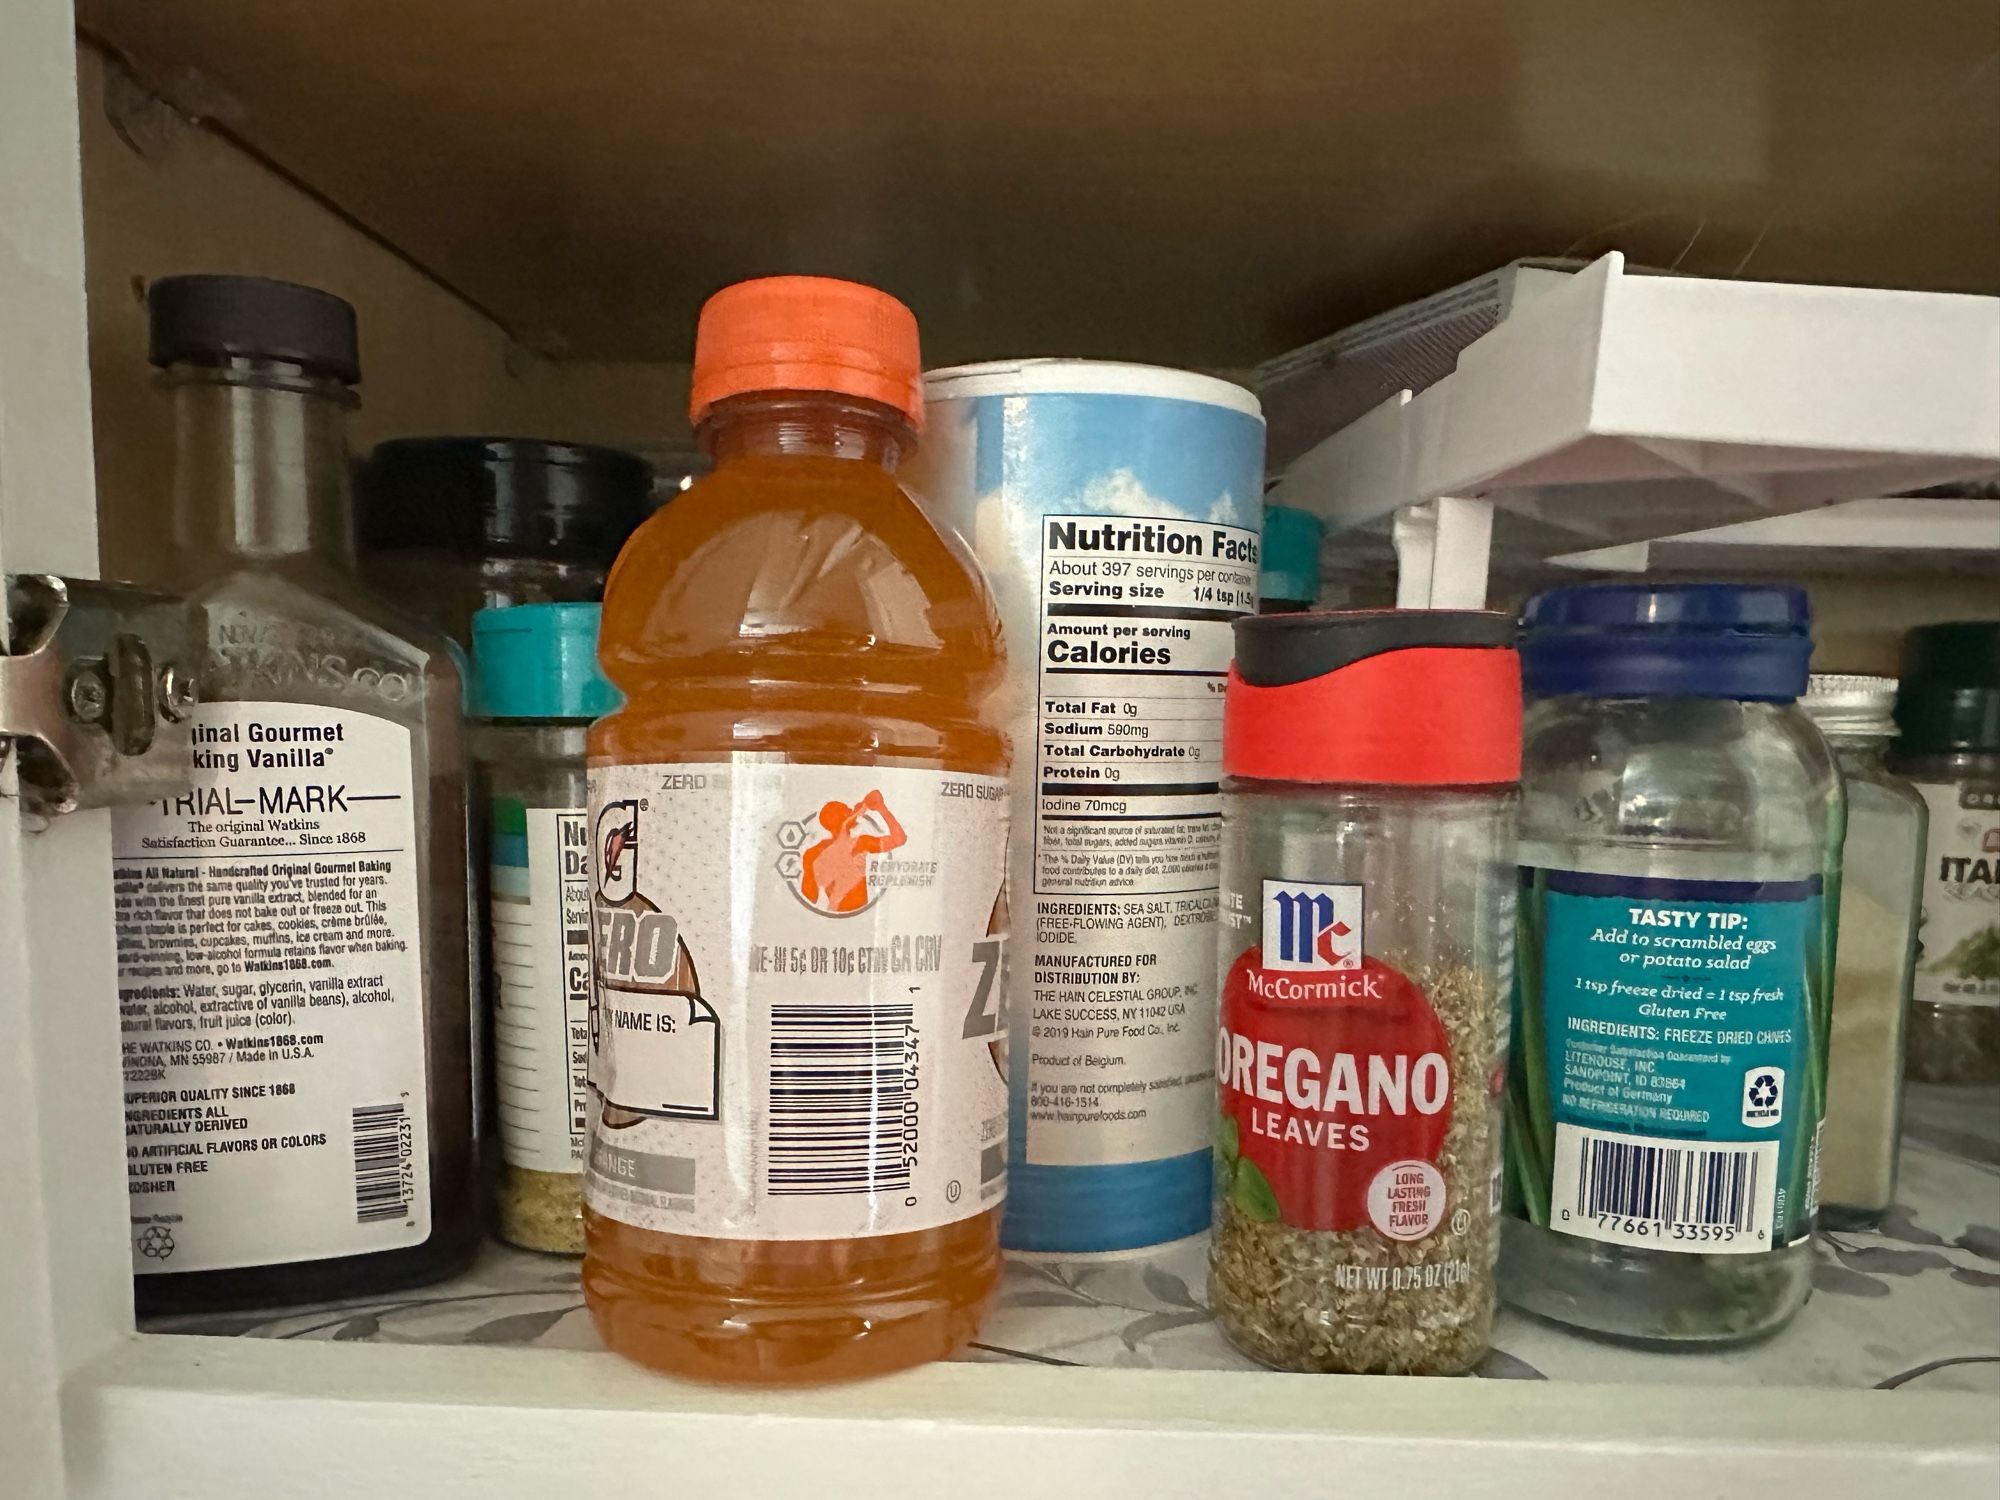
left=1216, top=1113, right=1240, bottom=1165
left=1232, top=1157, right=1280, bottom=1222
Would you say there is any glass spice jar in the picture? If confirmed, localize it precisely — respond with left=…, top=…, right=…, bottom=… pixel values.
left=1211, top=611, right=1521, bottom=1376
left=470, top=603, right=619, bottom=1253
left=1801, top=674, right=1926, bottom=1229
left=1501, top=584, right=1839, bottom=1348
left=359, top=437, right=654, bottom=647
left=1890, top=622, right=2000, bottom=1086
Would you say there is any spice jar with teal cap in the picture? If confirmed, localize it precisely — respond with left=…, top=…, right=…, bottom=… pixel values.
left=471, top=602, right=620, bottom=1252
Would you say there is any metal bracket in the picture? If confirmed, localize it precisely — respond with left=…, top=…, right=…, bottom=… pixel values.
left=0, top=574, right=200, bottom=817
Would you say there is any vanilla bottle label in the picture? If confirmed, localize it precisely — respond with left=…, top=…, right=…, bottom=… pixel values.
left=113, top=702, right=432, bottom=1273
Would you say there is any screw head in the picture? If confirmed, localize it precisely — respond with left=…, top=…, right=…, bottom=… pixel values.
left=158, top=662, right=197, bottom=722
left=65, top=666, right=110, bottom=726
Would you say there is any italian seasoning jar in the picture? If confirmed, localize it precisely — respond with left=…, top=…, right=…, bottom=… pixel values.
left=1211, top=611, right=1521, bottom=1375
left=1502, top=584, right=1839, bottom=1347
left=1890, top=622, right=2000, bottom=1085
left=470, top=603, right=618, bottom=1252
left=1801, top=675, right=1925, bottom=1228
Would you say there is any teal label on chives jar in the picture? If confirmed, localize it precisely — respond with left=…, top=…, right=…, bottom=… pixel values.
left=1505, top=870, right=1827, bottom=1255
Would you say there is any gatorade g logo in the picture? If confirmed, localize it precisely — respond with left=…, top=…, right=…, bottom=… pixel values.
left=589, top=797, right=717, bottom=1123
left=597, top=800, right=639, bottom=902
left=1263, top=878, right=1363, bottom=971
left=776, top=788, right=907, bottom=915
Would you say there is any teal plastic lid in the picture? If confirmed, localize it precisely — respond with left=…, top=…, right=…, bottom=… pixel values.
left=471, top=602, right=618, bottom=720
left=1260, top=504, right=1323, bottom=604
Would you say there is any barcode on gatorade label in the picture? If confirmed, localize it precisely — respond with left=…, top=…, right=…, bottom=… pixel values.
left=1551, top=1123, right=1777, bottom=1253
left=352, top=1102, right=412, bottom=1223
left=768, top=1003, right=916, bottom=1198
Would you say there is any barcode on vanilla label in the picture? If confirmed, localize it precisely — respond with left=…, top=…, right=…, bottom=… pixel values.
left=1550, top=1123, right=1777, bottom=1254
left=352, top=1102, right=413, bottom=1223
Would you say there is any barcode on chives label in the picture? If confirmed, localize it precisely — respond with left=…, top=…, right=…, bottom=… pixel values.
left=352, top=1102, right=414, bottom=1224
left=767, top=1002, right=917, bottom=1198
left=1550, top=1123, right=1777, bottom=1254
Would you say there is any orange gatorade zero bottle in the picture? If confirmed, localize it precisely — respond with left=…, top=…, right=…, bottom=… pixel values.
left=583, top=277, right=1011, bottom=1382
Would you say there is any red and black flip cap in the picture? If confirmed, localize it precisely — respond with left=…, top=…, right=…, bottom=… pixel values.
left=1224, top=609, right=1522, bottom=786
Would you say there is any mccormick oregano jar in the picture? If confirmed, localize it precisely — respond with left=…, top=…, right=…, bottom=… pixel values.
left=1211, top=611, right=1521, bottom=1375
left=1891, top=621, right=2000, bottom=1085
left=1502, top=584, right=1840, bottom=1346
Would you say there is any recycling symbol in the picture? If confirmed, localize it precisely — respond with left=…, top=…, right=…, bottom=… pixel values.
left=1749, top=1073, right=1779, bottom=1108
left=136, top=1225, right=176, bottom=1260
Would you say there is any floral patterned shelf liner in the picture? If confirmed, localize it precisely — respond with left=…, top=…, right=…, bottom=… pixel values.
left=145, top=1084, right=2000, bottom=1393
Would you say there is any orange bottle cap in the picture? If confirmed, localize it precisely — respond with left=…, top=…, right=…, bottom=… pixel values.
left=689, top=276, right=925, bottom=429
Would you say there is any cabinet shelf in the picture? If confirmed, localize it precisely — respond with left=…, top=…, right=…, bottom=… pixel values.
left=101, top=1085, right=2000, bottom=1495
left=1269, top=254, right=2000, bottom=562
left=7, top=9, right=2000, bottom=1497
left=1548, top=495, right=2000, bottom=573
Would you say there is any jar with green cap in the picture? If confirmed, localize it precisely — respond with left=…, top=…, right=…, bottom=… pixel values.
left=471, top=602, right=619, bottom=1251
left=1889, top=621, right=2000, bottom=1086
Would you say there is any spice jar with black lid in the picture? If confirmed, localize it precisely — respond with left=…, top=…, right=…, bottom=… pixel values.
left=359, top=437, right=653, bottom=646
left=1211, top=610, right=1521, bottom=1375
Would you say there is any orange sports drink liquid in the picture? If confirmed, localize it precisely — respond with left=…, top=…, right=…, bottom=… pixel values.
left=584, top=277, right=1011, bottom=1382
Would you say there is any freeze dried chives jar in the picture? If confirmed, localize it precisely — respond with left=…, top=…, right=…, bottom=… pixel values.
left=1501, top=584, right=1840, bottom=1347
left=1211, top=611, right=1521, bottom=1375
left=470, top=603, right=619, bottom=1252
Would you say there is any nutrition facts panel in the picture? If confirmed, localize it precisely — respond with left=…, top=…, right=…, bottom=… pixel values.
left=1023, top=512, right=1258, bottom=1167
left=1033, top=513, right=1257, bottom=897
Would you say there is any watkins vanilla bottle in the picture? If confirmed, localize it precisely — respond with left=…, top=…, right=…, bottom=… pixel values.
left=116, top=276, right=474, bottom=1312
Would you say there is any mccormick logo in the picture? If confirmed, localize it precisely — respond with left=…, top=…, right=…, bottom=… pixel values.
left=776, top=789, right=907, bottom=915
left=1262, top=878, right=1363, bottom=972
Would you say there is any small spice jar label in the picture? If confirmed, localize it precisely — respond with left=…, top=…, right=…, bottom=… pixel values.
left=1505, top=870, right=1827, bottom=1254
left=1216, top=879, right=1457, bottom=1236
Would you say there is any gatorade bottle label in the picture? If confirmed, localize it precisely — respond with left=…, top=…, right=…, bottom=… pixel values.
left=584, top=759, right=1010, bottom=1239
